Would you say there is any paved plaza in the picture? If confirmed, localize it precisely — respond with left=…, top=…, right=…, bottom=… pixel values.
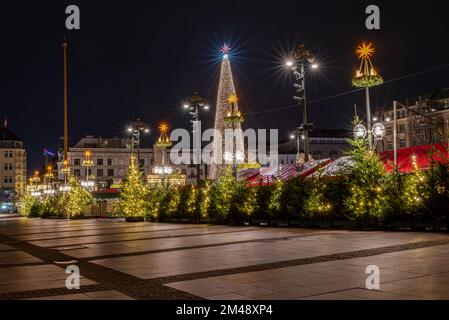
left=1, top=214, right=449, bottom=300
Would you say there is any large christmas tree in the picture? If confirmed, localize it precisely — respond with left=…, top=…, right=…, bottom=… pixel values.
left=210, top=45, right=245, bottom=179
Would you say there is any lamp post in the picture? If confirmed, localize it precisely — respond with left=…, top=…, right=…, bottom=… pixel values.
left=82, top=150, right=94, bottom=189
left=127, top=118, right=150, bottom=170
left=352, top=42, right=384, bottom=150
left=290, top=128, right=306, bottom=157
left=286, top=44, right=318, bottom=163
left=44, top=165, right=54, bottom=187
left=183, top=92, right=209, bottom=184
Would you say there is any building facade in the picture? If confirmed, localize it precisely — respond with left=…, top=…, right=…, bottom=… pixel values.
left=381, top=88, right=449, bottom=151
left=0, top=122, right=26, bottom=211
left=68, top=136, right=208, bottom=187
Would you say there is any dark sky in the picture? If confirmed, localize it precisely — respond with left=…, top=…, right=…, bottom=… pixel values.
left=1, top=0, right=449, bottom=173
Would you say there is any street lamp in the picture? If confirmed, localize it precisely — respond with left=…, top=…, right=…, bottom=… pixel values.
left=286, top=43, right=318, bottom=163
left=183, top=92, right=209, bottom=184
left=82, top=150, right=94, bottom=189
left=354, top=124, right=368, bottom=139
left=127, top=118, right=150, bottom=170
left=44, top=165, right=54, bottom=185
left=352, top=42, right=384, bottom=150
left=372, top=123, right=386, bottom=141
left=353, top=122, right=385, bottom=143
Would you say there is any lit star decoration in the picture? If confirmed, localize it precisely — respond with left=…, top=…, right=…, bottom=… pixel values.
left=352, top=42, right=383, bottom=88
left=156, top=122, right=172, bottom=147
left=227, top=94, right=238, bottom=105
left=220, top=44, right=230, bottom=59
left=356, top=42, right=375, bottom=59
left=224, top=94, right=244, bottom=123
left=159, top=122, right=169, bottom=133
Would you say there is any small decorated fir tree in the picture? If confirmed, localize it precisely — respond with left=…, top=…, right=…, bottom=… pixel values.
left=116, top=155, right=149, bottom=218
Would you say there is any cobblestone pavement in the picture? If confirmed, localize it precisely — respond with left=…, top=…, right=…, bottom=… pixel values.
left=1, top=215, right=449, bottom=300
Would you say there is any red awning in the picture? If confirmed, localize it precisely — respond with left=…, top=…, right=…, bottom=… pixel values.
left=380, top=143, right=448, bottom=173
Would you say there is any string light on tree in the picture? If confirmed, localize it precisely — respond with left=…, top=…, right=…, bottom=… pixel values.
left=116, top=154, right=150, bottom=217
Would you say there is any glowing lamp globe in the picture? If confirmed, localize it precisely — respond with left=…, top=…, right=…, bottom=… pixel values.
left=372, top=123, right=386, bottom=140
left=354, top=124, right=367, bottom=139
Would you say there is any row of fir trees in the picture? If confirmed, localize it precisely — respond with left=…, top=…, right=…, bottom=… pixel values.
left=18, top=134, right=449, bottom=227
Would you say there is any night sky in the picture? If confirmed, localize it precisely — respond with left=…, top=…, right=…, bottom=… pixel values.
left=1, top=0, right=448, bottom=173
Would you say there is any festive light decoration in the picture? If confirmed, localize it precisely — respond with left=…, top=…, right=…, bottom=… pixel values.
left=65, top=178, right=94, bottom=218
left=344, top=129, right=389, bottom=223
left=198, top=181, right=212, bottom=219
left=267, top=179, right=284, bottom=217
left=166, top=186, right=181, bottom=218
left=241, top=186, right=258, bottom=217
left=210, top=45, right=245, bottom=179
left=212, top=167, right=240, bottom=219
left=401, top=154, right=427, bottom=212
left=352, top=42, right=383, bottom=88
left=156, top=122, right=172, bottom=147
left=116, top=154, right=150, bottom=217
left=304, top=172, right=331, bottom=216
left=221, top=44, right=230, bottom=59
left=185, top=186, right=197, bottom=217
left=30, top=171, right=41, bottom=184
left=17, top=191, right=40, bottom=216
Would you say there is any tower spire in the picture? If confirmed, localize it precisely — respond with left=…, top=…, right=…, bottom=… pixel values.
left=3, top=115, right=7, bottom=128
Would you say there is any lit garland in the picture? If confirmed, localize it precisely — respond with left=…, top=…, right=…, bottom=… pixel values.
left=352, top=42, right=383, bottom=88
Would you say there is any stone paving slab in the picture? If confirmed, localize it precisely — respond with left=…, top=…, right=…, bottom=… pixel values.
left=1, top=217, right=449, bottom=300
left=165, top=244, right=449, bottom=300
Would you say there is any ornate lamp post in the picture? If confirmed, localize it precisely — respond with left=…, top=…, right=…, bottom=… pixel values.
left=30, top=170, right=41, bottom=187
left=81, top=150, right=95, bottom=189
left=352, top=42, right=383, bottom=150
left=286, top=44, right=319, bottom=163
left=183, top=92, right=209, bottom=184
left=127, top=119, right=150, bottom=170
left=44, top=165, right=54, bottom=185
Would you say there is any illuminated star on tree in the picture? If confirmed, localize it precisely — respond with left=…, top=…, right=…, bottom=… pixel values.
left=159, top=122, right=169, bottom=133
left=220, top=44, right=230, bottom=56
left=356, top=42, right=375, bottom=59
left=227, top=94, right=238, bottom=105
